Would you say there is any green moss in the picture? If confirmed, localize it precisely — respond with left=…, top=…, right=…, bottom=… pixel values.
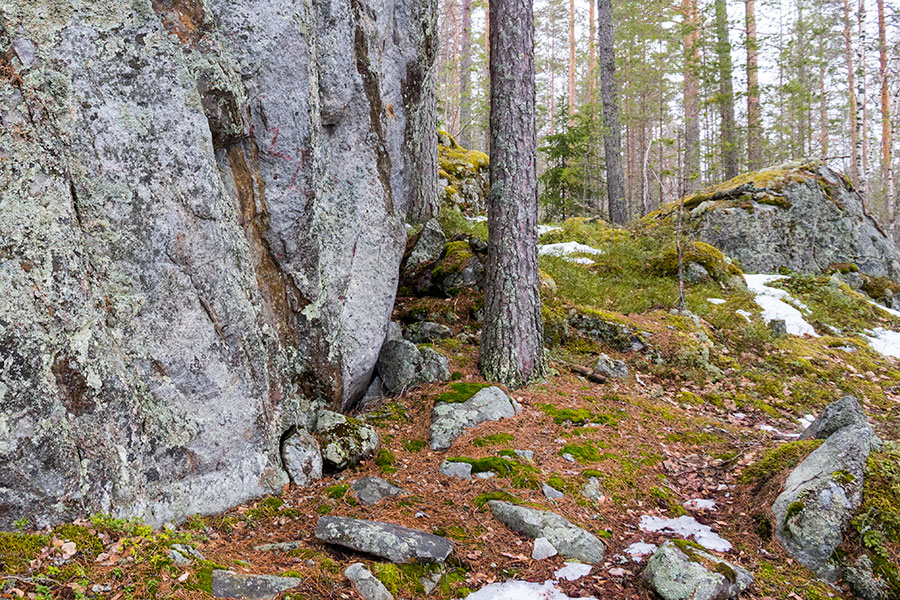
left=245, top=496, right=284, bottom=521
left=435, top=382, right=491, bottom=404
left=862, top=274, right=900, bottom=304
left=786, top=501, right=805, bottom=520
left=472, top=433, right=515, bottom=447
left=832, top=470, right=857, bottom=486
left=651, top=241, right=742, bottom=283
left=538, top=403, right=618, bottom=426
left=740, top=440, right=824, bottom=485
left=402, top=439, right=427, bottom=453
left=51, top=524, right=103, bottom=559
left=324, top=484, right=350, bottom=500
left=712, top=561, right=738, bottom=583
left=650, top=486, right=688, bottom=516
left=559, top=441, right=607, bottom=464
left=473, top=490, right=519, bottom=509
left=432, top=241, right=475, bottom=281
left=375, top=448, right=397, bottom=474
left=0, top=531, right=49, bottom=574
left=446, top=456, right=539, bottom=488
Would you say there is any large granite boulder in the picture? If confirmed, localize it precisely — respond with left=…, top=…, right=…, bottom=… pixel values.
left=0, top=0, right=437, bottom=529
left=671, top=162, right=900, bottom=280
left=642, top=540, right=753, bottom=600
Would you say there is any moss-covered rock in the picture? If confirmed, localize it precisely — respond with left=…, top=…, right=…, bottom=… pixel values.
left=438, top=130, right=489, bottom=214
left=314, top=410, right=380, bottom=471
left=651, top=241, right=743, bottom=285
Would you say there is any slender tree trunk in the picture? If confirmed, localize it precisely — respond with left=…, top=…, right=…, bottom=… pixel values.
left=481, top=0, right=546, bottom=387
left=877, top=0, right=895, bottom=234
left=459, top=0, right=473, bottom=146
left=682, top=0, right=701, bottom=192
left=589, top=0, right=597, bottom=103
left=597, top=0, right=627, bottom=224
left=818, top=8, right=829, bottom=158
left=448, top=0, right=462, bottom=138
left=569, top=0, right=576, bottom=123
left=550, top=29, right=557, bottom=134
left=715, top=0, right=738, bottom=179
left=746, top=0, right=762, bottom=170
left=843, top=0, right=861, bottom=187
left=857, top=0, right=868, bottom=194
left=484, top=0, right=491, bottom=150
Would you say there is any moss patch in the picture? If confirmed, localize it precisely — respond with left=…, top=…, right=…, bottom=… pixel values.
left=0, top=531, right=49, bottom=574
left=434, top=382, right=491, bottom=404
left=740, top=440, right=824, bottom=486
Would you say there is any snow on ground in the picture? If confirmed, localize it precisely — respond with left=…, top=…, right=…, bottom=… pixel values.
left=623, top=542, right=657, bottom=562
left=464, top=215, right=488, bottom=223
left=463, top=580, right=597, bottom=600
left=865, top=328, right=900, bottom=358
left=707, top=298, right=726, bottom=305
left=538, top=242, right=604, bottom=265
left=683, top=498, right=717, bottom=511
left=797, top=414, right=816, bottom=429
left=865, top=298, right=900, bottom=318
left=639, top=515, right=732, bottom=552
left=537, top=225, right=562, bottom=236
left=736, top=309, right=753, bottom=323
left=554, top=563, right=593, bottom=581
left=743, top=274, right=818, bottom=337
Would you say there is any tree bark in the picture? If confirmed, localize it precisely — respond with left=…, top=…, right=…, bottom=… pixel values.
left=857, top=0, right=868, bottom=195
left=745, top=0, right=762, bottom=170
left=597, top=0, right=627, bottom=224
left=589, top=0, right=597, bottom=102
left=877, top=0, right=895, bottom=235
left=459, top=0, right=473, bottom=146
left=681, top=0, right=701, bottom=193
left=569, top=0, right=577, bottom=123
left=481, top=0, right=547, bottom=387
left=714, top=0, right=738, bottom=179
left=843, top=0, right=861, bottom=187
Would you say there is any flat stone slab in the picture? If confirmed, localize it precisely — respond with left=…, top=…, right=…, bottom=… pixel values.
left=352, top=477, right=407, bottom=506
left=439, top=460, right=472, bottom=479
left=429, top=387, right=516, bottom=451
left=315, top=516, right=454, bottom=563
left=642, top=541, right=752, bottom=600
left=253, top=541, right=303, bottom=553
left=211, top=570, right=301, bottom=600
left=487, top=501, right=606, bottom=564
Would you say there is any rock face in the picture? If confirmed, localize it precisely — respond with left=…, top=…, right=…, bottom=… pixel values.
left=429, top=387, right=517, bottom=451
left=438, top=131, right=489, bottom=214
left=315, top=516, right=454, bottom=563
left=683, top=163, right=900, bottom=280
left=642, top=541, right=753, bottom=600
left=211, top=570, right=301, bottom=600
left=280, top=428, right=323, bottom=486
left=487, top=501, right=606, bottom=564
left=772, top=396, right=881, bottom=579
left=0, top=0, right=437, bottom=529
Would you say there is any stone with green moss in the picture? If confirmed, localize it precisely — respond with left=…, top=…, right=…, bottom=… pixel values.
left=642, top=540, right=753, bottom=600
left=315, top=410, right=380, bottom=471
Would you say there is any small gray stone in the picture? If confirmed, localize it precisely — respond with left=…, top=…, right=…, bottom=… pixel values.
left=684, top=262, right=712, bottom=284
left=514, top=449, right=534, bottom=461
left=315, top=516, right=454, bottom=563
left=253, top=541, right=303, bottom=553
left=799, top=395, right=870, bottom=440
left=315, top=410, right=380, bottom=471
left=352, top=477, right=407, bottom=506
left=593, top=354, right=629, bottom=379
left=429, top=387, right=516, bottom=451
left=377, top=339, right=424, bottom=394
left=475, top=471, right=496, bottom=479
left=404, top=321, right=453, bottom=344
left=420, top=571, right=443, bottom=595
left=487, top=501, right=606, bottom=564
left=642, top=540, right=753, bottom=600
left=419, top=347, right=451, bottom=384
left=211, top=571, right=301, bottom=600
left=169, top=544, right=204, bottom=565
left=405, top=219, right=446, bottom=273
left=843, top=555, right=889, bottom=600
left=281, top=428, right=323, bottom=486
left=582, top=478, right=606, bottom=503
left=439, top=460, right=473, bottom=479
left=532, top=537, right=558, bottom=560
left=11, top=37, right=35, bottom=67
left=385, top=321, right=404, bottom=343
left=768, top=319, right=788, bottom=338
left=542, top=483, right=564, bottom=500
left=344, top=563, right=395, bottom=600
left=562, top=453, right=575, bottom=463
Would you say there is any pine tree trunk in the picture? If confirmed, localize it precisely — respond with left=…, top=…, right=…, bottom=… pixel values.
left=459, top=0, right=473, bottom=146
left=856, top=0, right=868, bottom=194
left=589, top=0, right=597, bottom=103
left=877, top=0, right=895, bottom=235
left=597, top=0, right=627, bottom=224
left=682, top=0, right=701, bottom=193
left=745, top=0, right=762, bottom=170
left=843, top=0, right=861, bottom=187
left=569, top=0, right=577, bottom=123
left=715, top=0, right=738, bottom=179
left=481, top=0, right=547, bottom=387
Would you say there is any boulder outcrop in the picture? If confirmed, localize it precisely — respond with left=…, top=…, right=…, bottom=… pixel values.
left=0, top=0, right=437, bottom=529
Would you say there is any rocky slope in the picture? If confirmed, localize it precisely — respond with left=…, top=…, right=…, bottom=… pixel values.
left=0, top=0, right=437, bottom=530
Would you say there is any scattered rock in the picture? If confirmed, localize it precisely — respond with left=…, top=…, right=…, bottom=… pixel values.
left=642, top=540, right=753, bottom=600
left=281, top=428, right=323, bottom=486
left=429, top=387, right=517, bottom=451
left=842, top=555, right=889, bottom=600
left=514, top=449, right=535, bottom=461
left=253, top=541, right=303, bottom=553
left=582, top=478, right=606, bottom=503
left=684, top=262, right=712, bottom=284
left=169, top=544, right=204, bottom=565
left=532, top=537, right=558, bottom=560
left=315, top=410, right=380, bottom=471
left=799, top=395, right=870, bottom=440
left=377, top=339, right=451, bottom=395
left=772, top=397, right=882, bottom=579
left=487, top=501, right=606, bottom=564
left=351, top=477, right=407, bottom=506
left=404, top=321, right=453, bottom=344
left=405, top=219, right=446, bottom=274
left=768, top=319, right=787, bottom=338
left=439, top=460, right=473, bottom=479
left=592, top=354, right=628, bottom=379
left=211, top=571, right=301, bottom=600
left=315, top=516, right=454, bottom=563
left=344, top=563, right=395, bottom=600
left=568, top=311, right=646, bottom=353
left=542, top=483, right=564, bottom=500
left=430, top=241, right=485, bottom=296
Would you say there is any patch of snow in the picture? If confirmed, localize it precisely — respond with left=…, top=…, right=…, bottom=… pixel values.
left=865, top=327, right=900, bottom=358
left=554, top=563, right=593, bottom=581
left=532, top=537, right=558, bottom=560
left=537, top=225, right=562, bottom=236
left=707, top=298, right=727, bottom=305
left=736, top=309, right=753, bottom=323
left=639, top=515, right=732, bottom=552
left=624, top=542, right=657, bottom=562
left=743, top=274, right=818, bottom=337
left=463, top=581, right=597, bottom=600
left=465, top=215, right=488, bottom=223
left=683, top=498, right=717, bottom=511
left=608, top=567, right=628, bottom=577
left=538, top=242, right=604, bottom=265
left=865, top=298, right=900, bottom=318
left=732, top=412, right=746, bottom=419
left=798, top=414, right=816, bottom=429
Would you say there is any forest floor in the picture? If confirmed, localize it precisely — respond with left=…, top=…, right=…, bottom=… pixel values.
left=2, top=216, right=899, bottom=600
